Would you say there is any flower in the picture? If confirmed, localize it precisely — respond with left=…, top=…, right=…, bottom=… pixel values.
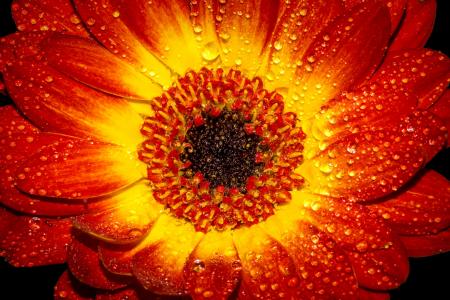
left=0, top=0, right=449, bottom=299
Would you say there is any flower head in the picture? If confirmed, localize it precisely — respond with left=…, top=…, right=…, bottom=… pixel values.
left=0, top=0, right=449, bottom=299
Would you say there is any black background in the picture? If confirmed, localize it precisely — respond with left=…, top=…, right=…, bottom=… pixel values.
left=0, top=0, right=449, bottom=299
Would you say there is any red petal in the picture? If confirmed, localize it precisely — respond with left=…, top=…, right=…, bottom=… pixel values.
left=430, top=90, right=450, bottom=146
left=73, top=0, right=173, bottom=87
left=262, top=215, right=359, bottom=299
left=1, top=216, right=72, bottom=267
left=358, top=288, right=391, bottom=300
left=389, top=0, right=437, bottom=51
left=15, top=139, right=142, bottom=199
left=74, top=183, right=161, bottom=243
left=233, top=226, right=303, bottom=299
left=0, top=106, right=92, bottom=215
left=264, top=0, right=343, bottom=88
left=341, top=0, right=406, bottom=33
left=68, top=232, right=129, bottom=290
left=3, top=58, right=144, bottom=147
left=11, top=0, right=88, bottom=36
left=54, top=271, right=95, bottom=300
left=307, top=84, right=416, bottom=145
left=184, top=231, right=241, bottom=300
left=400, top=229, right=450, bottom=257
left=98, top=243, right=135, bottom=276
left=0, top=32, right=47, bottom=72
left=288, top=1, right=391, bottom=119
left=212, top=0, right=281, bottom=74
left=43, top=34, right=162, bottom=100
left=368, top=170, right=450, bottom=235
left=132, top=214, right=203, bottom=295
left=95, top=289, right=138, bottom=300
left=0, top=207, right=19, bottom=246
left=301, top=111, right=447, bottom=202
left=295, top=192, right=410, bottom=290
left=371, top=49, right=450, bottom=109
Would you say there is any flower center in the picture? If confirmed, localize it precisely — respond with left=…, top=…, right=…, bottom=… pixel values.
left=139, top=68, right=305, bottom=232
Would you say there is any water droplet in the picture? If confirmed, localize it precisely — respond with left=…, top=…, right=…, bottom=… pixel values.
left=201, top=42, right=220, bottom=62
left=112, top=11, right=120, bottom=18
left=273, top=41, right=283, bottom=51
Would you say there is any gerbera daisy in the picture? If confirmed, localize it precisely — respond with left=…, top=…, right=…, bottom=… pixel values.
left=0, top=0, right=449, bottom=299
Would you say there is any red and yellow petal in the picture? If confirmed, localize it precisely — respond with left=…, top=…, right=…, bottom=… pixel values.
left=368, top=170, right=450, bottom=235
left=132, top=214, right=204, bottom=295
left=184, top=231, right=241, bottom=300
left=212, top=0, right=280, bottom=75
left=263, top=0, right=343, bottom=89
left=400, top=228, right=450, bottom=257
left=11, top=0, right=88, bottom=36
left=1, top=216, right=72, bottom=267
left=301, top=111, right=447, bottom=202
left=103, top=0, right=217, bottom=74
left=98, top=243, right=136, bottom=276
left=74, top=182, right=162, bottom=243
left=261, top=212, right=359, bottom=299
left=292, top=191, right=410, bottom=290
left=54, top=271, right=95, bottom=300
left=370, top=49, right=450, bottom=109
left=287, top=1, right=391, bottom=120
left=68, top=232, right=129, bottom=290
left=43, top=34, right=163, bottom=100
left=3, top=58, right=144, bottom=148
left=15, top=139, right=143, bottom=199
left=389, top=0, right=437, bottom=52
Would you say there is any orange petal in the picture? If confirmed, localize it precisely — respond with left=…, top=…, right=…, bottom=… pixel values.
left=184, top=231, right=241, bottom=300
left=301, top=111, right=447, bottom=202
left=389, top=0, right=437, bottom=52
left=3, top=58, right=144, bottom=148
left=54, top=270, right=95, bottom=300
left=368, top=170, right=450, bottom=235
left=68, top=232, right=129, bottom=290
left=212, top=0, right=281, bottom=74
left=400, top=228, right=450, bottom=257
left=1, top=216, right=72, bottom=267
left=233, top=226, right=303, bottom=299
left=370, top=49, right=450, bottom=109
left=263, top=0, right=343, bottom=89
left=0, top=106, right=91, bottom=215
left=11, top=0, right=88, bottom=36
left=287, top=1, right=391, bottom=119
left=132, top=214, right=203, bottom=295
left=15, top=139, right=143, bottom=199
left=342, top=0, right=406, bottom=33
left=72, top=0, right=173, bottom=87
left=43, top=34, right=162, bottom=100
left=261, top=214, right=359, bottom=299
left=294, top=192, right=410, bottom=290
left=74, top=183, right=162, bottom=243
